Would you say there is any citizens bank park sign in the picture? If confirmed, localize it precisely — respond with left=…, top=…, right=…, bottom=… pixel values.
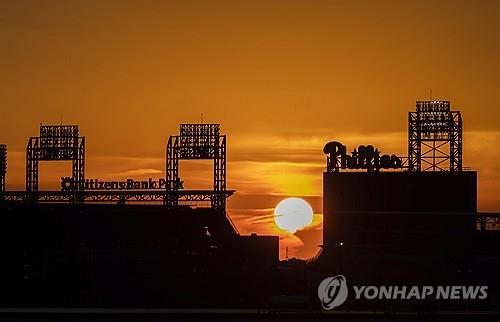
left=60, top=177, right=177, bottom=192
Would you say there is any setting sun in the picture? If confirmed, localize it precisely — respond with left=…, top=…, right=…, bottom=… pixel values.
left=274, top=197, right=313, bottom=233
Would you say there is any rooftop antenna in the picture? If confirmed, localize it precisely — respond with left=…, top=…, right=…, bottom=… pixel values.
left=430, top=89, right=433, bottom=100
left=285, top=246, right=289, bottom=260
left=201, top=113, right=204, bottom=124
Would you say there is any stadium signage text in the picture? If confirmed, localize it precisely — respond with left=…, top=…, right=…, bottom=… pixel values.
left=61, top=177, right=177, bottom=191
left=323, top=141, right=402, bottom=171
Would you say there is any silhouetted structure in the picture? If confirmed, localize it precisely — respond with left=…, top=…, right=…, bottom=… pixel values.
left=322, top=171, right=477, bottom=261
left=0, top=121, right=279, bottom=309
left=7, top=124, right=234, bottom=209
left=319, top=100, right=500, bottom=311
left=166, top=124, right=226, bottom=211
left=408, top=100, right=462, bottom=171
left=0, top=203, right=279, bottom=307
left=26, top=125, right=85, bottom=202
left=1, top=100, right=500, bottom=313
left=0, top=144, right=6, bottom=193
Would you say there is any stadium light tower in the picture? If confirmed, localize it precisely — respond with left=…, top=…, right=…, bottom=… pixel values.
left=408, top=100, right=462, bottom=172
left=166, top=124, right=227, bottom=211
left=26, top=125, right=85, bottom=203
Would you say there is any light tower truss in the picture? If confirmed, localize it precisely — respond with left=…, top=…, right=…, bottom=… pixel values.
left=26, top=125, right=85, bottom=203
left=166, top=124, right=227, bottom=211
left=0, top=144, right=6, bottom=194
left=408, top=101, right=462, bottom=172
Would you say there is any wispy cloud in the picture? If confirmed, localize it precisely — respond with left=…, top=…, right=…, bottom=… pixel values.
left=112, top=168, right=163, bottom=177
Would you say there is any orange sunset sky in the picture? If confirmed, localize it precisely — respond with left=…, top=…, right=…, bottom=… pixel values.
left=1, top=0, right=500, bottom=259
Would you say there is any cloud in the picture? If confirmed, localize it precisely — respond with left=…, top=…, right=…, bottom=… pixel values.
left=228, top=206, right=323, bottom=260
left=113, top=168, right=163, bottom=177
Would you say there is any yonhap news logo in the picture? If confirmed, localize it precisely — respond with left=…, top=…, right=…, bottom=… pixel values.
left=318, top=275, right=488, bottom=310
left=317, top=275, right=349, bottom=310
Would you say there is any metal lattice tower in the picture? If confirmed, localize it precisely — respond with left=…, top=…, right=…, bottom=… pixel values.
left=408, top=101, right=462, bottom=172
left=0, top=144, right=6, bottom=194
left=166, top=124, right=226, bottom=211
left=26, top=125, right=85, bottom=202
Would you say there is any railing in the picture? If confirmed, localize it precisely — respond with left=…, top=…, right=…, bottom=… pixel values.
left=476, top=213, right=500, bottom=231
left=1, top=190, right=235, bottom=205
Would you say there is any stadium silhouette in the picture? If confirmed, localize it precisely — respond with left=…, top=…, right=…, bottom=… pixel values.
left=1, top=100, right=500, bottom=320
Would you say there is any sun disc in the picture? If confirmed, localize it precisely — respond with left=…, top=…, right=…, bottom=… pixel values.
left=274, top=197, right=313, bottom=233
